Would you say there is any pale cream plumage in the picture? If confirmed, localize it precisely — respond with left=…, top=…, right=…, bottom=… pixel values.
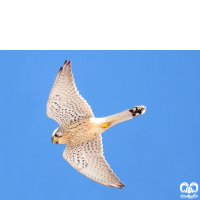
left=47, top=60, right=146, bottom=188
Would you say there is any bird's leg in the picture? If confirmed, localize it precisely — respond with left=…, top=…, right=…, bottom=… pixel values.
left=100, top=122, right=111, bottom=128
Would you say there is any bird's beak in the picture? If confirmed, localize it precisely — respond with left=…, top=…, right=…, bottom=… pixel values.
left=52, top=135, right=58, bottom=144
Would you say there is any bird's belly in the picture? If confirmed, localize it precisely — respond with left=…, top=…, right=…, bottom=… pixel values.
left=63, top=118, right=106, bottom=145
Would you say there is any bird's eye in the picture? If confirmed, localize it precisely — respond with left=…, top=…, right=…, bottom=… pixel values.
left=55, top=133, right=62, bottom=138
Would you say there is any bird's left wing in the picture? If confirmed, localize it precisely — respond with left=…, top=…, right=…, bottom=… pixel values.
left=63, top=135, right=125, bottom=188
left=47, top=60, right=94, bottom=126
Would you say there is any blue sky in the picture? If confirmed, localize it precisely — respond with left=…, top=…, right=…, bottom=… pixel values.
left=0, top=51, right=199, bottom=200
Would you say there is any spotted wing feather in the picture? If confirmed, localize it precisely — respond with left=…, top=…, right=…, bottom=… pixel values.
left=47, top=60, right=94, bottom=126
left=63, top=135, right=125, bottom=188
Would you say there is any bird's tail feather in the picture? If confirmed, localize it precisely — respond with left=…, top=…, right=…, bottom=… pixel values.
left=104, top=106, right=146, bottom=126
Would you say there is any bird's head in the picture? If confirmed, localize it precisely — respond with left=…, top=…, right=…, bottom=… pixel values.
left=52, top=127, right=63, bottom=144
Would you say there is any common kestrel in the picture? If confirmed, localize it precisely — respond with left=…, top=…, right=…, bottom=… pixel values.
left=47, top=60, right=146, bottom=188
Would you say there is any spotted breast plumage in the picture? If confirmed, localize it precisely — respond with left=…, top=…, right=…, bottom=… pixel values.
left=47, top=60, right=146, bottom=188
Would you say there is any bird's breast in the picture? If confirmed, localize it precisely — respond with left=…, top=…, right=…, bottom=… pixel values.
left=62, top=117, right=106, bottom=145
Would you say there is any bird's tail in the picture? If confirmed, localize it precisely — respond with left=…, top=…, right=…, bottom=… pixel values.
left=104, top=106, right=146, bottom=127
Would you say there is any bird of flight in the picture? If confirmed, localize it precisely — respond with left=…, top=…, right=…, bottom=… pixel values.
left=47, top=60, right=146, bottom=188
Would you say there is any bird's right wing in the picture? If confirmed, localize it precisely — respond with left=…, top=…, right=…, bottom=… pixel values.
left=63, top=135, right=125, bottom=188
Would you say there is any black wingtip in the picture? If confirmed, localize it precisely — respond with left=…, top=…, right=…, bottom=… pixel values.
left=118, top=184, right=125, bottom=189
left=109, top=182, right=125, bottom=189
left=59, top=60, right=71, bottom=72
left=58, top=66, right=63, bottom=72
left=64, top=60, right=71, bottom=65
